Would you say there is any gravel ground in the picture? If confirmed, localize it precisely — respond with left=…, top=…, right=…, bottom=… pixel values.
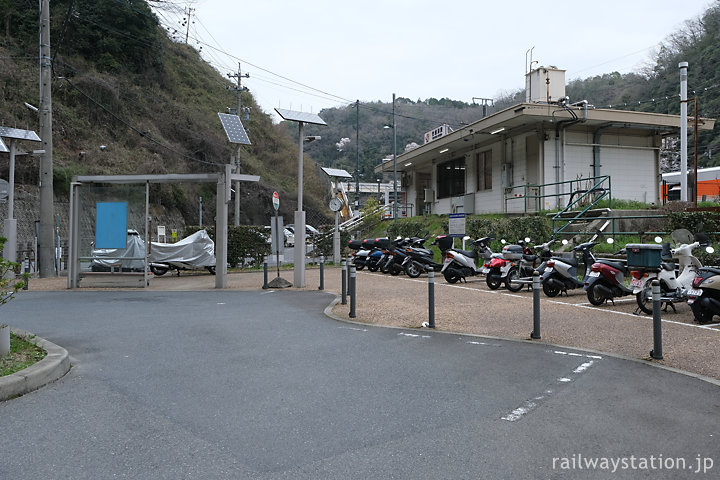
left=25, top=266, right=720, bottom=381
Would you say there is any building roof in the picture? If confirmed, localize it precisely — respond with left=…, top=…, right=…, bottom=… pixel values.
left=375, top=102, right=716, bottom=174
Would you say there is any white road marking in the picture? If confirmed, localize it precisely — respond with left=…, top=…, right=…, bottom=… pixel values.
left=502, top=353, right=600, bottom=422
left=398, top=332, right=432, bottom=339
left=553, top=350, right=603, bottom=360
left=338, top=326, right=368, bottom=332
left=573, top=360, right=595, bottom=373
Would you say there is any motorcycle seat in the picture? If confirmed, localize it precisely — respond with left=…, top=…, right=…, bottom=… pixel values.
left=456, top=249, right=478, bottom=258
left=661, top=262, right=675, bottom=272
left=601, top=260, right=626, bottom=271
left=522, top=254, right=537, bottom=262
left=700, top=266, right=720, bottom=275
left=552, top=255, right=577, bottom=267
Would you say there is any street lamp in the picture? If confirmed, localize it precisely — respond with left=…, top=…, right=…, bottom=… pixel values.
left=274, top=108, right=326, bottom=288
left=383, top=93, right=397, bottom=226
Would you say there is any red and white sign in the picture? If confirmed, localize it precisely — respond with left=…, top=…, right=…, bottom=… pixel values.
left=272, top=191, right=280, bottom=210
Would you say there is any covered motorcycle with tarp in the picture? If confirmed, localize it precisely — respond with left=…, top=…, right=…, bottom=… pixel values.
left=148, top=229, right=216, bottom=276
left=91, top=229, right=216, bottom=275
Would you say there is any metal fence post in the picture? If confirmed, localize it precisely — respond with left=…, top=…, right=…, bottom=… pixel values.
left=349, top=264, right=356, bottom=318
left=650, top=279, right=663, bottom=359
left=341, top=260, right=347, bottom=305
left=318, top=255, right=324, bottom=290
left=262, top=261, right=268, bottom=289
left=531, top=271, right=541, bottom=339
left=428, top=269, right=435, bottom=328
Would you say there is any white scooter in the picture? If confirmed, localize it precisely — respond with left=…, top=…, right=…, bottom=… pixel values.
left=437, top=235, right=497, bottom=284
left=630, top=230, right=709, bottom=314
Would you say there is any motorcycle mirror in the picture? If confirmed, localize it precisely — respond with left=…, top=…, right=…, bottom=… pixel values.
left=501, top=239, right=506, bottom=244
left=654, top=236, right=663, bottom=243
left=524, top=237, right=531, bottom=243
left=463, top=235, right=471, bottom=241
left=607, top=238, right=614, bottom=244
left=562, top=239, right=568, bottom=245
left=706, top=246, right=715, bottom=254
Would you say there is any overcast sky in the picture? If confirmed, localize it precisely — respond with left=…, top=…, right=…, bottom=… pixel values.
left=154, top=0, right=714, bottom=121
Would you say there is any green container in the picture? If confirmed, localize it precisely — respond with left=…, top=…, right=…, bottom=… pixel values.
left=625, top=244, right=662, bottom=269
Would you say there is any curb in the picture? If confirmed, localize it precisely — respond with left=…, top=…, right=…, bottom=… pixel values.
left=0, top=329, right=71, bottom=401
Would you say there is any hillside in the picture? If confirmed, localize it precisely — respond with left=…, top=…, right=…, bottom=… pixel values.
left=0, top=0, right=330, bottom=229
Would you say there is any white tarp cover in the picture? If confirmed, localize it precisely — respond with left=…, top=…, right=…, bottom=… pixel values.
left=149, top=229, right=215, bottom=267
left=91, top=229, right=215, bottom=270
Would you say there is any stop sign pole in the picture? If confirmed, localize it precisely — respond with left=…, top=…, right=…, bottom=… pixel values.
left=273, top=191, right=281, bottom=278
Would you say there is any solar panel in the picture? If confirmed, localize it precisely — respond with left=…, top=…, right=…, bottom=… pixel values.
left=217, top=113, right=251, bottom=145
left=274, top=108, right=327, bottom=126
left=0, top=126, right=41, bottom=142
left=0, top=137, right=7, bottom=153
left=321, top=167, right=352, bottom=178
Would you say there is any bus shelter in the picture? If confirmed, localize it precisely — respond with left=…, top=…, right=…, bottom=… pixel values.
left=68, top=171, right=259, bottom=289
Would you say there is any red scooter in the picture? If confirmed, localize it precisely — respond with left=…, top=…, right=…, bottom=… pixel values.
left=583, top=249, right=632, bottom=305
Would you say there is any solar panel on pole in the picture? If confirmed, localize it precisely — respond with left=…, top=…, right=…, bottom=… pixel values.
left=217, top=113, right=251, bottom=145
left=274, top=109, right=327, bottom=126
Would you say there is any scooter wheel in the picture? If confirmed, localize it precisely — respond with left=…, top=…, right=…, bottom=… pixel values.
left=587, top=282, right=607, bottom=306
left=151, top=265, right=168, bottom=276
left=404, top=261, right=422, bottom=278
left=504, top=267, right=523, bottom=292
left=635, top=285, right=654, bottom=314
left=443, top=270, right=462, bottom=284
left=367, top=262, right=379, bottom=272
left=355, top=263, right=365, bottom=271
left=542, top=281, right=561, bottom=297
left=486, top=273, right=502, bottom=290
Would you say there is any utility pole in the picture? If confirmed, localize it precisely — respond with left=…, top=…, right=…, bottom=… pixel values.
left=183, top=7, right=194, bottom=44
left=39, top=0, right=55, bottom=277
left=228, top=63, right=249, bottom=226
left=355, top=100, right=359, bottom=213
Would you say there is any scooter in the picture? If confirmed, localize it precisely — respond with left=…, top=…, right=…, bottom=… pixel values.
left=438, top=235, right=497, bottom=284
left=504, top=239, right=555, bottom=292
left=401, top=234, right=441, bottom=278
left=687, top=264, right=720, bottom=324
left=630, top=232, right=709, bottom=314
left=584, top=248, right=632, bottom=305
left=348, top=239, right=367, bottom=270
left=541, top=241, right=599, bottom=297
left=488, top=240, right=533, bottom=291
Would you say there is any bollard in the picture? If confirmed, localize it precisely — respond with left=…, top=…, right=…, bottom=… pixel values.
left=318, top=255, right=324, bottom=290
left=262, top=261, right=268, bottom=289
left=347, top=255, right=352, bottom=287
left=349, top=264, right=356, bottom=318
left=650, top=279, right=663, bottom=359
left=22, top=257, right=29, bottom=290
left=341, top=260, right=347, bottom=305
left=530, top=270, right=541, bottom=339
left=427, top=269, right=435, bottom=328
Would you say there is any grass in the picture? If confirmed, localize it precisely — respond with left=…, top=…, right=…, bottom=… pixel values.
left=0, top=333, right=47, bottom=377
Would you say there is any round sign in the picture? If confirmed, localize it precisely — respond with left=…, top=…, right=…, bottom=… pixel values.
left=272, top=191, right=279, bottom=210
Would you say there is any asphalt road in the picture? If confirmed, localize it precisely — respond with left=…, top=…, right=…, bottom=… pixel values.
left=1, top=289, right=718, bottom=479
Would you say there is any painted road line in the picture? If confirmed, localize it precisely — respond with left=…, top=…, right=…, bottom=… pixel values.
left=398, top=332, right=432, bottom=339
left=338, top=326, right=368, bottom=332
left=502, top=353, right=600, bottom=422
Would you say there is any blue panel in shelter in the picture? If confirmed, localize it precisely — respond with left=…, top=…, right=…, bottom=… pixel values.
left=96, top=202, right=128, bottom=248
